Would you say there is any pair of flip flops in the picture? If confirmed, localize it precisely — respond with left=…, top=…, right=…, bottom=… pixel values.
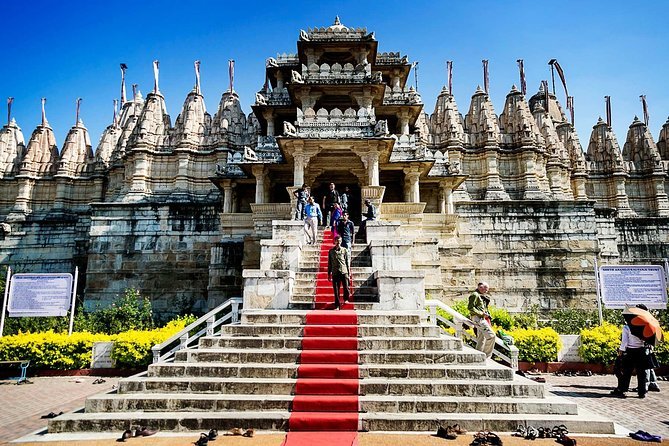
left=40, top=411, right=63, bottom=419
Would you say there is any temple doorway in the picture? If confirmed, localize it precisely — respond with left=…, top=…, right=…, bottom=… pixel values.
left=311, top=173, right=362, bottom=224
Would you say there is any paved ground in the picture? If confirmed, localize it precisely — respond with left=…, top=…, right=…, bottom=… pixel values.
left=0, top=373, right=667, bottom=443
left=0, top=376, right=119, bottom=444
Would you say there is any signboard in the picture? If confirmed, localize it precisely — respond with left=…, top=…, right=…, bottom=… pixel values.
left=558, top=335, right=583, bottom=362
left=7, top=273, right=73, bottom=317
left=91, top=342, right=115, bottom=368
left=599, top=265, right=667, bottom=309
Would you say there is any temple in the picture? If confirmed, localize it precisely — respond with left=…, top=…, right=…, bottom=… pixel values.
left=1, top=18, right=669, bottom=316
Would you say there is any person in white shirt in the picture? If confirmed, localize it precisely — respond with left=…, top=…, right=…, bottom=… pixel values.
left=610, top=320, right=648, bottom=398
left=303, top=196, right=322, bottom=245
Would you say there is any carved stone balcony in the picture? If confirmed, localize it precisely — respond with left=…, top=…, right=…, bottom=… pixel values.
left=376, top=52, right=409, bottom=65
left=383, top=87, right=422, bottom=105
left=294, top=63, right=382, bottom=84
left=290, top=107, right=378, bottom=138
left=254, top=88, right=292, bottom=107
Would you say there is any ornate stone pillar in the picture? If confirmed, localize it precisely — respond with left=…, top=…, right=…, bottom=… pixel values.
left=276, top=71, right=284, bottom=90
left=483, top=151, right=510, bottom=201
left=363, top=151, right=380, bottom=186
left=252, top=165, right=267, bottom=204
left=398, top=110, right=410, bottom=135
left=403, top=167, right=421, bottom=203
left=222, top=180, right=234, bottom=213
left=263, top=110, right=275, bottom=137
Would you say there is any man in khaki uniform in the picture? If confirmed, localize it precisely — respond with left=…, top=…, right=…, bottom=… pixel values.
left=467, top=281, right=496, bottom=358
left=327, top=235, right=350, bottom=309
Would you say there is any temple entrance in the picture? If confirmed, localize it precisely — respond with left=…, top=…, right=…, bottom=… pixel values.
left=311, top=173, right=362, bottom=224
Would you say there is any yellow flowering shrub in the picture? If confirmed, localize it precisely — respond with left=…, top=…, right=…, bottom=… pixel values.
left=579, top=322, right=622, bottom=364
left=112, top=318, right=192, bottom=368
left=0, top=331, right=112, bottom=369
left=508, top=327, right=562, bottom=363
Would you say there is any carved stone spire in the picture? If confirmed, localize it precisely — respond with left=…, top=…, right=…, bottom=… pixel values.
left=0, top=117, right=25, bottom=177
left=94, top=101, right=122, bottom=170
left=464, top=86, right=500, bottom=149
left=622, top=116, right=662, bottom=172
left=111, top=87, right=144, bottom=163
left=499, top=85, right=544, bottom=148
left=586, top=117, right=625, bottom=170
left=127, top=83, right=171, bottom=149
left=20, top=104, right=59, bottom=176
left=656, top=116, right=669, bottom=160
left=430, top=86, right=464, bottom=148
left=58, top=118, right=93, bottom=176
left=212, top=89, right=247, bottom=147
left=528, top=82, right=568, bottom=125
left=172, top=75, right=211, bottom=148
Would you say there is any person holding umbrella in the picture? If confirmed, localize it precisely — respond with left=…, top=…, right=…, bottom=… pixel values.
left=610, top=305, right=664, bottom=399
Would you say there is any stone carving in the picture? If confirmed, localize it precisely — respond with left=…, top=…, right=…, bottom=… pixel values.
left=243, top=146, right=258, bottom=161
left=265, top=57, right=278, bottom=68
left=291, top=70, right=303, bottom=84
left=374, top=120, right=389, bottom=136
left=283, top=121, right=297, bottom=136
left=255, top=92, right=267, bottom=105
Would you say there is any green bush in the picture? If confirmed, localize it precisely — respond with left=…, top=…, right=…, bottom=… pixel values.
left=513, top=304, right=540, bottom=329
left=579, top=322, right=621, bottom=364
left=655, top=339, right=669, bottom=366
left=77, top=288, right=154, bottom=334
left=0, top=331, right=112, bottom=369
left=508, top=327, right=562, bottom=363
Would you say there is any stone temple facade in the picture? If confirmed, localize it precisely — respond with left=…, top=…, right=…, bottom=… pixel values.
left=1, top=18, right=669, bottom=317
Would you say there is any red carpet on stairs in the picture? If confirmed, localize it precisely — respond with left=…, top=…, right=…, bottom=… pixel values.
left=282, top=229, right=360, bottom=445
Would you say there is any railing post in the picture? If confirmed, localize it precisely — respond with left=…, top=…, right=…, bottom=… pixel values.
left=232, top=300, right=240, bottom=324
left=454, top=318, right=464, bottom=339
left=510, top=345, right=519, bottom=371
left=428, top=303, right=437, bottom=326
left=206, top=315, right=215, bottom=336
left=179, top=333, right=189, bottom=351
left=151, top=346, right=161, bottom=364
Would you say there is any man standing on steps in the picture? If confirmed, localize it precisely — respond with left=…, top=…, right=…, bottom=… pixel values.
left=322, top=182, right=340, bottom=228
left=467, top=282, right=496, bottom=359
left=336, top=211, right=355, bottom=250
left=303, top=196, right=322, bottom=245
left=327, top=235, right=350, bottom=309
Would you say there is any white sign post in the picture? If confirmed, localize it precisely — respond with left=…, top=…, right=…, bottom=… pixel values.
left=599, top=265, right=668, bottom=309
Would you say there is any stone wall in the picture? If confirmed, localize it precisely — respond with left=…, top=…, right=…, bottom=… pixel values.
left=85, top=202, right=221, bottom=320
left=443, top=200, right=601, bottom=311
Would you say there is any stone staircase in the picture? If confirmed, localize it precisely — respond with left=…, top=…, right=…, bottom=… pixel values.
left=291, top=232, right=377, bottom=309
left=49, top=309, right=615, bottom=434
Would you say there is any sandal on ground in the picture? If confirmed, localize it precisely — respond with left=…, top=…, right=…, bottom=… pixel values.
left=512, top=425, right=526, bottom=437
left=436, top=425, right=457, bottom=440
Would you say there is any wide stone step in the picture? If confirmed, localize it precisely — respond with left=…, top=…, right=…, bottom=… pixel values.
left=172, top=348, right=482, bottom=365
left=241, top=310, right=427, bottom=325
left=193, top=336, right=462, bottom=351
left=85, top=393, right=577, bottom=415
left=145, top=362, right=508, bottom=380
left=218, top=324, right=442, bottom=338
left=118, top=376, right=542, bottom=397
left=48, top=407, right=615, bottom=434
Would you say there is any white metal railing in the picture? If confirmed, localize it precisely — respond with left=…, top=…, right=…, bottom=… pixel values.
left=151, top=297, right=243, bottom=363
left=425, top=299, right=519, bottom=370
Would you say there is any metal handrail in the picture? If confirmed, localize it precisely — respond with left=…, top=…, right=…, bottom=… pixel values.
left=151, top=297, right=243, bottom=363
left=425, top=299, right=519, bottom=370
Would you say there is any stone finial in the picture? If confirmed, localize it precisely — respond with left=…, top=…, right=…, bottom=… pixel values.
left=41, top=98, right=48, bottom=127
left=194, top=60, right=202, bottom=95
left=153, top=60, right=160, bottom=94
left=334, top=16, right=341, bottom=26
left=120, top=63, right=128, bottom=106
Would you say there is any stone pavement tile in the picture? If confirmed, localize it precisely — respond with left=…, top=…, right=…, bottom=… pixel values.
left=546, top=373, right=669, bottom=438
left=0, top=376, right=118, bottom=443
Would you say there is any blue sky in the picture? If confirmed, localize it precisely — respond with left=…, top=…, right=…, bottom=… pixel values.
left=2, top=0, right=667, bottom=151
